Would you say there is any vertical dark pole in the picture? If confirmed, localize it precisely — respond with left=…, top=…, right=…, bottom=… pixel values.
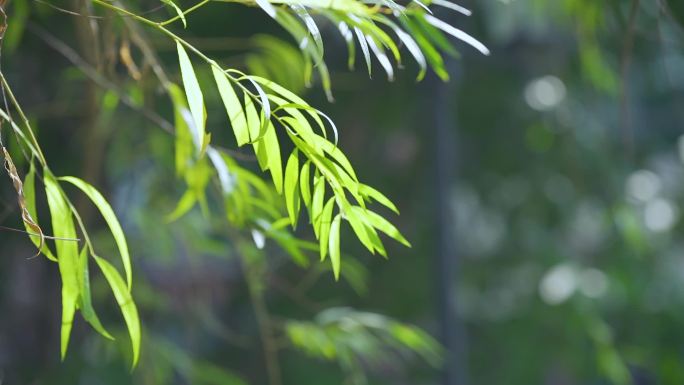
left=428, top=42, right=469, bottom=385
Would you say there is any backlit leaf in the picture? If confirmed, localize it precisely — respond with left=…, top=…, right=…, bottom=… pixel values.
left=78, top=247, right=113, bottom=340
left=59, top=176, right=133, bottom=290
left=284, top=150, right=301, bottom=227
left=319, top=197, right=335, bottom=261
left=176, top=42, right=206, bottom=151
left=44, top=174, right=79, bottom=359
left=329, top=214, right=342, bottom=280
left=212, top=67, right=249, bottom=146
left=93, top=254, right=141, bottom=368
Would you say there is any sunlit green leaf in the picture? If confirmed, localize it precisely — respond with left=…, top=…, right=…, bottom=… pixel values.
left=92, top=254, right=141, bottom=368
left=167, top=190, right=198, bottom=222
left=161, top=0, right=187, bottom=28
left=23, top=162, right=57, bottom=261
left=212, top=67, right=249, bottom=146
left=168, top=83, right=195, bottom=176
left=319, top=197, right=335, bottom=261
left=359, top=184, right=399, bottom=214
left=44, top=174, right=79, bottom=359
left=78, top=246, right=113, bottom=340
left=59, top=176, right=133, bottom=290
left=284, top=149, right=301, bottom=227
left=299, top=161, right=312, bottom=212
left=176, top=42, right=206, bottom=152
left=311, top=175, right=325, bottom=236
left=329, top=214, right=342, bottom=280
left=263, top=122, right=283, bottom=193
left=363, top=209, right=410, bottom=247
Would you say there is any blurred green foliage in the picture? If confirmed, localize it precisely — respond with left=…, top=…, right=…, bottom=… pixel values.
left=1, top=0, right=684, bottom=384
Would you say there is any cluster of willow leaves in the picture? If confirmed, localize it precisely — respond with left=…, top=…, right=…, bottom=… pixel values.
left=0, top=0, right=486, bottom=377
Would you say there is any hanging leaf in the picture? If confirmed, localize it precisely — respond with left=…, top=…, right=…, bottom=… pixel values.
left=319, top=197, right=336, bottom=261
left=354, top=26, right=372, bottom=76
left=359, top=184, right=399, bottom=214
left=176, top=42, right=206, bottom=152
left=255, top=0, right=277, bottom=18
left=212, top=67, right=249, bottom=146
left=423, top=14, right=490, bottom=55
left=262, top=122, right=283, bottom=193
left=59, top=176, right=133, bottom=290
left=44, top=174, right=79, bottom=359
left=362, top=209, right=411, bottom=247
left=161, top=0, right=187, bottom=27
left=3, top=148, right=46, bottom=258
left=299, top=161, right=312, bottom=212
left=329, top=214, right=342, bottom=280
left=311, top=175, right=325, bottom=236
left=284, top=149, right=301, bottom=227
left=92, top=254, right=141, bottom=368
left=78, top=246, right=113, bottom=340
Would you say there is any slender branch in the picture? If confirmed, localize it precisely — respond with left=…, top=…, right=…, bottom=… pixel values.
left=0, top=73, right=47, bottom=167
left=0, top=225, right=80, bottom=241
left=28, top=23, right=175, bottom=135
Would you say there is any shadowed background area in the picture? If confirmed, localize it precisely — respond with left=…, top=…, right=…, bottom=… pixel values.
left=1, top=0, right=684, bottom=384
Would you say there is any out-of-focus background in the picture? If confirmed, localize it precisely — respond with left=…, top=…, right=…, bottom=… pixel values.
left=1, top=0, right=684, bottom=384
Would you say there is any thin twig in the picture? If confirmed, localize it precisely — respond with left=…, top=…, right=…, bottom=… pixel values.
left=0, top=225, right=80, bottom=241
left=33, top=0, right=166, bottom=19
left=28, top=23, right=176, bottom=134
left=29, top=23, right=257, bottom=161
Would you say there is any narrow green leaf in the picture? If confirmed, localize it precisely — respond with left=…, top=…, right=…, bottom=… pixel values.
left=319, top=197, right=335, bottom=261
left=168, top=84, right=194, bottom=176
left=354, top=27, right=372, bottom=76
left=284, top=149, right=300, bottom=228
left=93, top=254, right=141, bottom=368
left=212, top=67, right=249, bottom=146
left=299, top=161, right=312, bottom=212
left=366, top=35, right=394, bottom=81
left=432, top=0, right=472, bottom=15
left=176, top=42, right=206, bottom=151
left=166, top=190, right=197, bottom=222
left=329, top=214, right=342, bottom=280
left=311, top=175, right=325, bottom=236
left=59, top=177, right=133, bottom=290
left=267, top=227, right=309, bottom=267
left=24, top=163, right=57, bottom=261
left=400, top=16, right=449, bottom=80
left=331, top=18, right=356, bottom=70
left=311, top=135, right=358, bottom=181
left=161, top=0, right=187, bottom=27
left=44, top=174, right=79, bottom=360
left=78, top=247, right=113, bottom=340
left=255, top=0, right=276, bottom=18
left=359, top=184, right=399, bottom=214
left=378, top=16, right=427, bottom=80
left=263, top=122, right=283, bottom=193
left=423, top=14, right=490, bottom=55
left=340, top=201, right=375, bottom=253
left=290, top=4, right=324, bottom=57
left=251, top=76, right=325, bottom=132
left=350, top=206, right=388, bottom=257
left=207, top=147, right=235, bottom=195
left=244, top=94, right=269, bottom=171
left=363, top=209, right=411, bottom=247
